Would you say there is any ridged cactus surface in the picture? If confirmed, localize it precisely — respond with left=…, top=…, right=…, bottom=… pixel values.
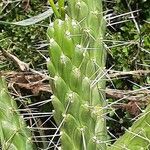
left=47, top=0, right=107, bottom=149
left=0, top=77, right=33, bottom=150
left=109, top=103, right=150, bottom=150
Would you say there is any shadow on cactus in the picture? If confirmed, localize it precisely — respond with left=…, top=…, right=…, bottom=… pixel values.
left=47, top=0, right=150, bottom=150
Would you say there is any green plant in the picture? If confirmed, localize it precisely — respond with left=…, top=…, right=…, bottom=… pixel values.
left=47, top=0, right=107, bottom=149
left=0, top=0, right=48, bottom=70
left=0, top=77, right=33, bottom=149
left=1, top=0, right=150, bottom=149
left=108, top=103, right=150, bottom=149
left=47, top=0, right=150, bottom=149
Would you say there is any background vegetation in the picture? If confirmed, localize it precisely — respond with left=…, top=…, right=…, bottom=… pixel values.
left=0, top=0, right=150, bottom=149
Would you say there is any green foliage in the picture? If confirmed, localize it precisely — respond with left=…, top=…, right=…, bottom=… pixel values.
left=106, top=0, right=150, bottom=71
left=0, top=0, right=48, bottom=69
left=0, top=0, right=150, bottom=149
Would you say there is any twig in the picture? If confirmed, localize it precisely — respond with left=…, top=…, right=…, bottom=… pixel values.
left=1, top=47, right=150, bottom=101
left=1, top=46, right=150, bottom=79
left=125, top=0, right=141, bottom=64
left=0, top=46, right=29, bottom=71
left=108, top=70, right=150, bottom=78
left=22, top=0, right=30, bottom=12
left=0, top=71, right=51, bottom=95
left=1, top=71, right=150, bottom=103
left=0, top=46, right=49, bottom=80
left=112, top=101, right=143, bottom=116
left=106, top=88, right=150, bottom=102
left=125, top=0, right=140, bottom=34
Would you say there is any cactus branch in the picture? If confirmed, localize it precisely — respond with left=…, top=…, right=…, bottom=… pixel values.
left=0, top=77, right=33, bottom=149
left=47, top=0, right=107, bottom=149
left=48, top=0, right=61, bottom=18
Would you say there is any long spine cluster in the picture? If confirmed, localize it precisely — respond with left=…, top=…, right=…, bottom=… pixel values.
left=0, top=77, right=33, bottom=150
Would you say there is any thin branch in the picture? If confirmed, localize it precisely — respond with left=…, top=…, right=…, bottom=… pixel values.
left=1, top=47, right=150, bottom=101
left=106, top=88, right=150, bottom=102
left=0, top=46, right=49, bottom=79
left=0, top=46, right=29, bottom=71
left=125, top=0, right=140, bottom=34
left=0, top=71, right=150, bottom=103
left=108, top=70, right=150, bottom=78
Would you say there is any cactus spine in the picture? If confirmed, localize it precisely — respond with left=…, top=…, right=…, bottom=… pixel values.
left=0, top=77, right=33, bottom=150
left=47, top=0, right=107, bottom=149
left=109, top=103, right=150, bottom=150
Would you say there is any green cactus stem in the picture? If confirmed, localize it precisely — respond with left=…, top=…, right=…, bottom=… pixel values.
left=108, top=103, right=150, bottom=150
left=0, top=77, right=33, bottom=150
left=47, top=0, right=150, bottom=149
left=47, top=0, right=107, bottom=149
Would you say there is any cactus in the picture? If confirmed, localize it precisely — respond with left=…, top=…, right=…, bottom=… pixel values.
left=47, top=0, right=107, bottom=149
left=47, top=0, right=150, bottom=149
left=0, top=77, right=33, bottom=150
left=108, top=103, right=150, bottom=150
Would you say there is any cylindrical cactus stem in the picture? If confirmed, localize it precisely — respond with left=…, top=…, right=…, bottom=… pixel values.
left=47, top=0, right=107, bottom=149
left=0, top=77, right=33, bottom=150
